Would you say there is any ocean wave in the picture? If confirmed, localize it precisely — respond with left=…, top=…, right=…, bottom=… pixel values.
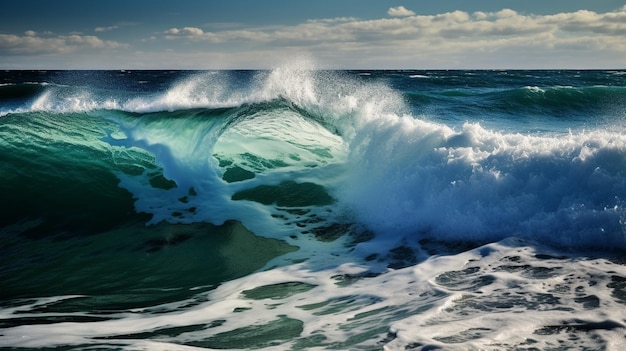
left=100, top=70, right=626, bottom=250
left=342, top=116, right=626, bottom=250
left=2, top=68, right=626, bottom=251
left=3, top=67, right=626, bottom=350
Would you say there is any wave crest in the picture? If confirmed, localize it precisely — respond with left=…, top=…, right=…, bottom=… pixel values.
left=341, top=116, right=626, bottom=250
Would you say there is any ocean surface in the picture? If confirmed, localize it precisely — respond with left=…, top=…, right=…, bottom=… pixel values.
left=2, top=65, right=626, bottom=350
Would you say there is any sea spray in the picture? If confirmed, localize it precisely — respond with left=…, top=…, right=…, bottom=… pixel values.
left=341, top=117, right=626, bottom=250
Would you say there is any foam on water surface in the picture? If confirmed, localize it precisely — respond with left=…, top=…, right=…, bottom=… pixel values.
left=2, top=238, right=626, bottom=350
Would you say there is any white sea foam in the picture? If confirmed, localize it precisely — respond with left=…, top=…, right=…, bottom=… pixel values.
left=123, top=72, right=253, bottom=112
left=2, top=238, right=625, bottom=350
left=341, top=115, right=626, bottom=250
left=29, top=87, right=121, bottom=112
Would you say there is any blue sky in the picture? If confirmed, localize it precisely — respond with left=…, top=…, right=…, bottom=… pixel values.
left=1, top=0, right=625, bottom=69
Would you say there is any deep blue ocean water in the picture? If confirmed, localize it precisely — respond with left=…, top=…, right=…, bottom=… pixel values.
left=2, top=66, right=626, bottom=350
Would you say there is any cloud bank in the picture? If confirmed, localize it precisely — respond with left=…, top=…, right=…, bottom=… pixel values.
left=163, top=7, right=626, bottom=45
left=1, top=5, right=625, bottom=68
left=0, top=31, right=125, bottom=56
left=159, top=5, right=626, bottom=67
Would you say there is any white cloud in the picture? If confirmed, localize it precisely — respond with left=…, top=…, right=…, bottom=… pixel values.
left=4, top=6, right=626, bottom=68
left=154, top=6, right=626, bottom=67
left=161, top=7, right=626, bottom=45
left=473, top=11, right=489, bottom=20
left=540, top=9, right=626, bottom=35
left=95, top=25, right=119, bottom=32
left=0, top=31, right=126, bottom=56
left=494, top=9, right=518, bottom=19
left=388, top=6, right=416, bottom=17
left=306, top=17, right=358, bottom=24
left=166, top=27, right=205, bottom=37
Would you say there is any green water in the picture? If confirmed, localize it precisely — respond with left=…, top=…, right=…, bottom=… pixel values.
left=1, top=220, right=297, bottom=311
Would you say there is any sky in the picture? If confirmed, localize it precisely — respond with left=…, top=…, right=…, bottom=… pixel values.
left=1, top=0, right=625, bottom=69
